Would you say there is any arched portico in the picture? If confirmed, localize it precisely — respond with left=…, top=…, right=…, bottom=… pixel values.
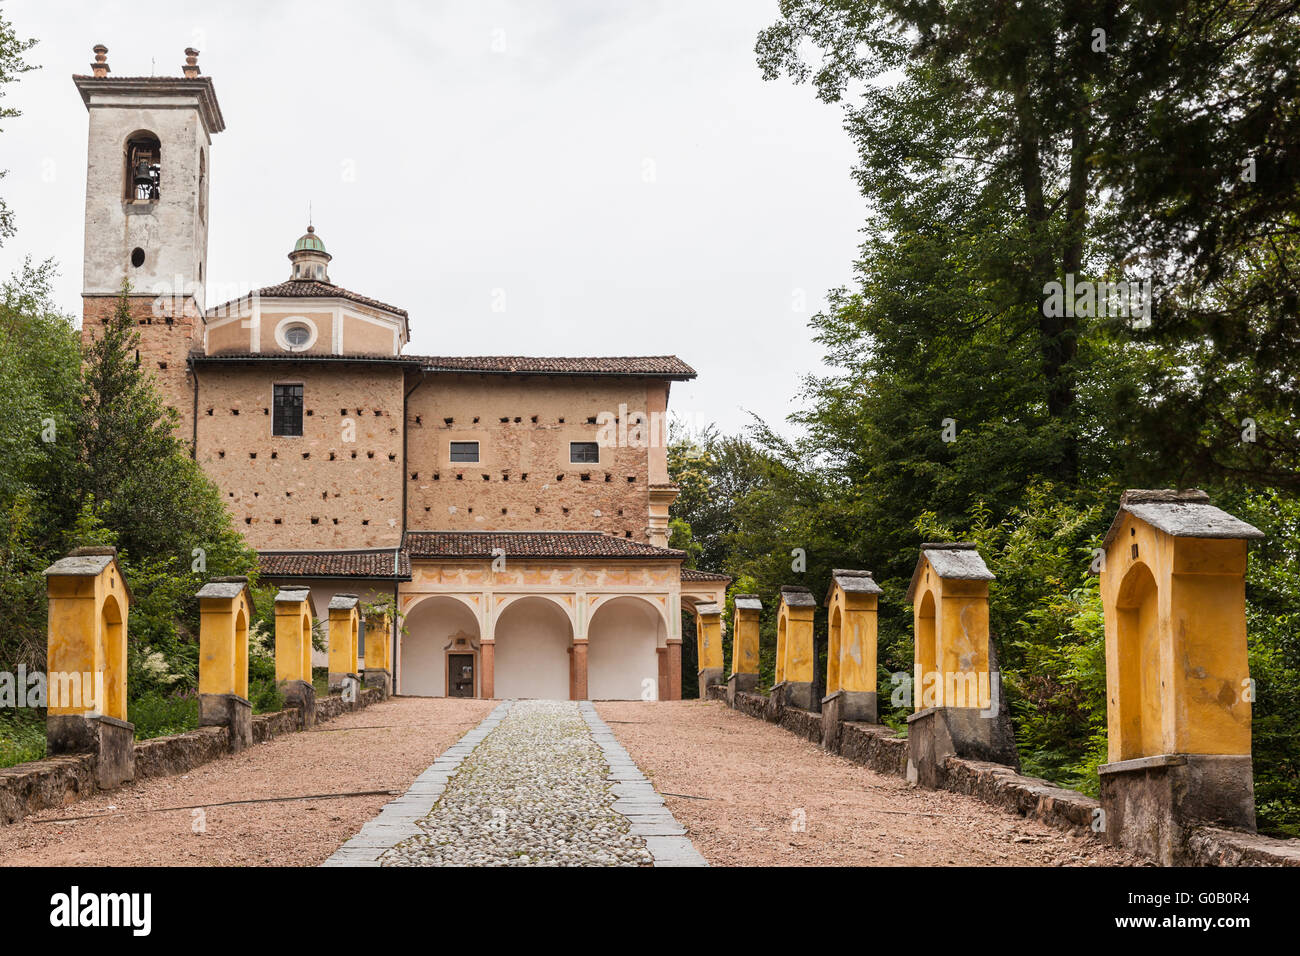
left=494, top=596, right=574, bottom=700
left=587, top=596, right=666, bottom=700
left=401, top=595, right=481, bottom=697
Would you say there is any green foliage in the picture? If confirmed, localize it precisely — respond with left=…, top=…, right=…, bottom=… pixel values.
left=663, top=1, right=1300, bottom=838
left=0, top=711, right=45, bottom=768
left=0, top=272, right=258, bottom=751
left=128, top=690, right=199, bottom=740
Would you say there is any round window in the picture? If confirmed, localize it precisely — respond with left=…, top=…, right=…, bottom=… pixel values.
left=130, top=247, right=146, bottom=268
left=284, top=324, right=312, bottom=348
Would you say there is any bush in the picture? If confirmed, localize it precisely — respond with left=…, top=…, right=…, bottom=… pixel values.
left=128, top=689, right=199, bottom=740
left=0, top=711, right=45, bottom=768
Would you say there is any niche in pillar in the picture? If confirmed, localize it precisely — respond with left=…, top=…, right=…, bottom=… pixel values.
left=327, top=594, right=361, bottom=694
left=728, top=594, right=762, bottom=704
left=1096, top=490, right=1263, bottom=865
left=274, top=587, right=316, bottom=727
left=43, top=547, right=135, bottom=789
left=821, top=570, right=882, bottom=744
left=904, top=543, right=1017, bottom=789
left=196, top=576, right=254, bottom=751
left=773, top=585, right=816, bottom=711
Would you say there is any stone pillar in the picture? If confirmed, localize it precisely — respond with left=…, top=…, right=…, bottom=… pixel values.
left=820, top=571, right=882, bottom=747
left=570, top=641, right=589, bottom=701
left=666, top=639, right=682, bottom=701
left=728, top=595, right=762, bottom=705
left=196, top=577, right=254, bottom=752
left=1096, top=490, right=1263, bottom=865
left=480, top=640, right=495, bottom=699
left=274, top=588, right=316, bottom=728
left=43, top=547, right=135, bottom=789
left=327, top=594, right=360, bottom=694
left=656, top=646, right=669, bottom=702
left=905, top=544, right=1016, bottom=789
left=773, top=585, right=816, bottom=710
left=695, top=602, right=724, bottom=698
left=363, top=611, right=392, bottom=696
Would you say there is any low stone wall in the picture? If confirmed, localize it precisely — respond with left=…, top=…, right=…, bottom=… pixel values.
left=134, top=726, right=231, bottom=781
left=253, top=707, right=303, bottom=743
left=940, top=757, right=1099, bottom=834
left=733, top=690, right=771, bottom=722
left=0, top=687, right=385, bottom=827
left=0, top=753, right=98, bottom=826
left=779, top=706, right=823, bottom=744
left=1186, top=826, right=1300, bottom=867
left=840, top=721, right=909, bottom=777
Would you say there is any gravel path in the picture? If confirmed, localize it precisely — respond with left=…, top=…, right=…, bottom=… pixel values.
left=0, top=697, right=493, bottom=867
left=595, top=700, right=1147, bottom=867
left=362, top=699, right=704, bottom=867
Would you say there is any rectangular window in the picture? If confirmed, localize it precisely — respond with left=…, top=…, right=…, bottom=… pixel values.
left=449, top=441, right=480, bottom=463
left=272, top=384, right=303, bottom=437
left=570, top=441, right=600, bottom=464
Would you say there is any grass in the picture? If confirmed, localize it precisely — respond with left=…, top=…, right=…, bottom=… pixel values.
left=0, top=712, right=46, bottom=769
left=128, top=690, right=200, bottom=740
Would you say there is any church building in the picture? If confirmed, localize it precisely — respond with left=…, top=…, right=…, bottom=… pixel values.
left=73, top=45, right=729, bottom=700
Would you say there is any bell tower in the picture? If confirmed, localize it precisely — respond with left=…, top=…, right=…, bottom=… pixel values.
left=74, top=44, right=225, bottom=438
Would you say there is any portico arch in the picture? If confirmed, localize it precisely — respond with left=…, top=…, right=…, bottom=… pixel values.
left=402, top=595, right=480, bottom=697
left=494, top=596, right=574, bottom=700
left=588, top=596, right=666, bottom=700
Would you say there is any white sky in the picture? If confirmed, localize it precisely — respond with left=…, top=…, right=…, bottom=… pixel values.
left=0, top=0, right=866, bottom=437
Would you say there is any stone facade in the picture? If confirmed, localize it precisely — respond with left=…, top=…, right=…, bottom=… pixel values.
left=73, top=47, right=724, bottom=701
left=195, top=362, right=407, bottom=550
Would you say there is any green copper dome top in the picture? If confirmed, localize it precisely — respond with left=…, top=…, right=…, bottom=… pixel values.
left=293, top=225, right=326, bottom=254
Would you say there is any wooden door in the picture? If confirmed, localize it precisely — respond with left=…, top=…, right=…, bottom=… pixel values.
left=449, top=654, right=475, bottom=698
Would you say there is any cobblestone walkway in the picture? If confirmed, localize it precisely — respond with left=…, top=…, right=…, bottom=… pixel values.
left=323, top=700, right=706, bottom=867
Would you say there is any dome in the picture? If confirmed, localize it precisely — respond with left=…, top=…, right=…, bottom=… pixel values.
left=293, top=225, right=327, bottom=254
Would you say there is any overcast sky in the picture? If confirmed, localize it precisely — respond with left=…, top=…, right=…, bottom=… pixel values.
left=0, top=0, right=866, bottom=437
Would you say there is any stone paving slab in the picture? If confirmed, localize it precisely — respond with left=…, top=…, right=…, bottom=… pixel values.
left=324, top=699, right=706, bottom=868
left=322, top=700, right=513, bottom=867
left=578, top=702, right=707, bottom=867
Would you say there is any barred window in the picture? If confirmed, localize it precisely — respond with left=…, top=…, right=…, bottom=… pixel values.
left=569, top=441, right=599, bottom=464
left=449, top=441, right=480, bottom=463
left=273, top=384, right=304, bottom=437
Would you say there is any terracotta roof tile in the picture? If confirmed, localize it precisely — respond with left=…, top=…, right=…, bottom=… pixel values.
left=404, top=531, right=683, bottom=560
left=681, top=568, right=732, bottom=582
left=412, top=356, right=696, bottom=379
left=259, top=549, right=410, bottom=580
left=208, top=279, right=408, bottom=318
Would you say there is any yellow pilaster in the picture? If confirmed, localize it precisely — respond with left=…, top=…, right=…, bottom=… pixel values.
left=43, top=548, right=132, bottom=722
left=730, top=595, right=762, bottom=678
left=364, top=611, right=391, bottom=673
left=777, top=586, right=816, bottom=699
left=328, top=594, right=361, bottom=689
left=274, top=588, right=313, bottom=684
left=824, top=570, right=881, bottom=696
left=906, top=545, right=995, bottom=710
left=196, top=577, right=253, bottom=699
left=1098, top=490, right=1261, bottom=763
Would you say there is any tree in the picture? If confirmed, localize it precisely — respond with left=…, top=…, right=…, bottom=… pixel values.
left=0, top=12, right=36, bottom=247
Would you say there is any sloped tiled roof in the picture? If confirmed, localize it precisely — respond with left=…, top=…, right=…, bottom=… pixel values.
left=208, top=279, right=408, bottom=318
left=905, top=543, right=995, bottom=603
left=681, top=568, right=732, bottom=582
left=413, top=356, right=696, bottom=379
left=1100, top=489, right=1264, bottom=550
left=405, top=531, right=684, bottom=560
left=259, top=549, right=411, bottom=580
left=191, top=351, right=420, bottom=366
